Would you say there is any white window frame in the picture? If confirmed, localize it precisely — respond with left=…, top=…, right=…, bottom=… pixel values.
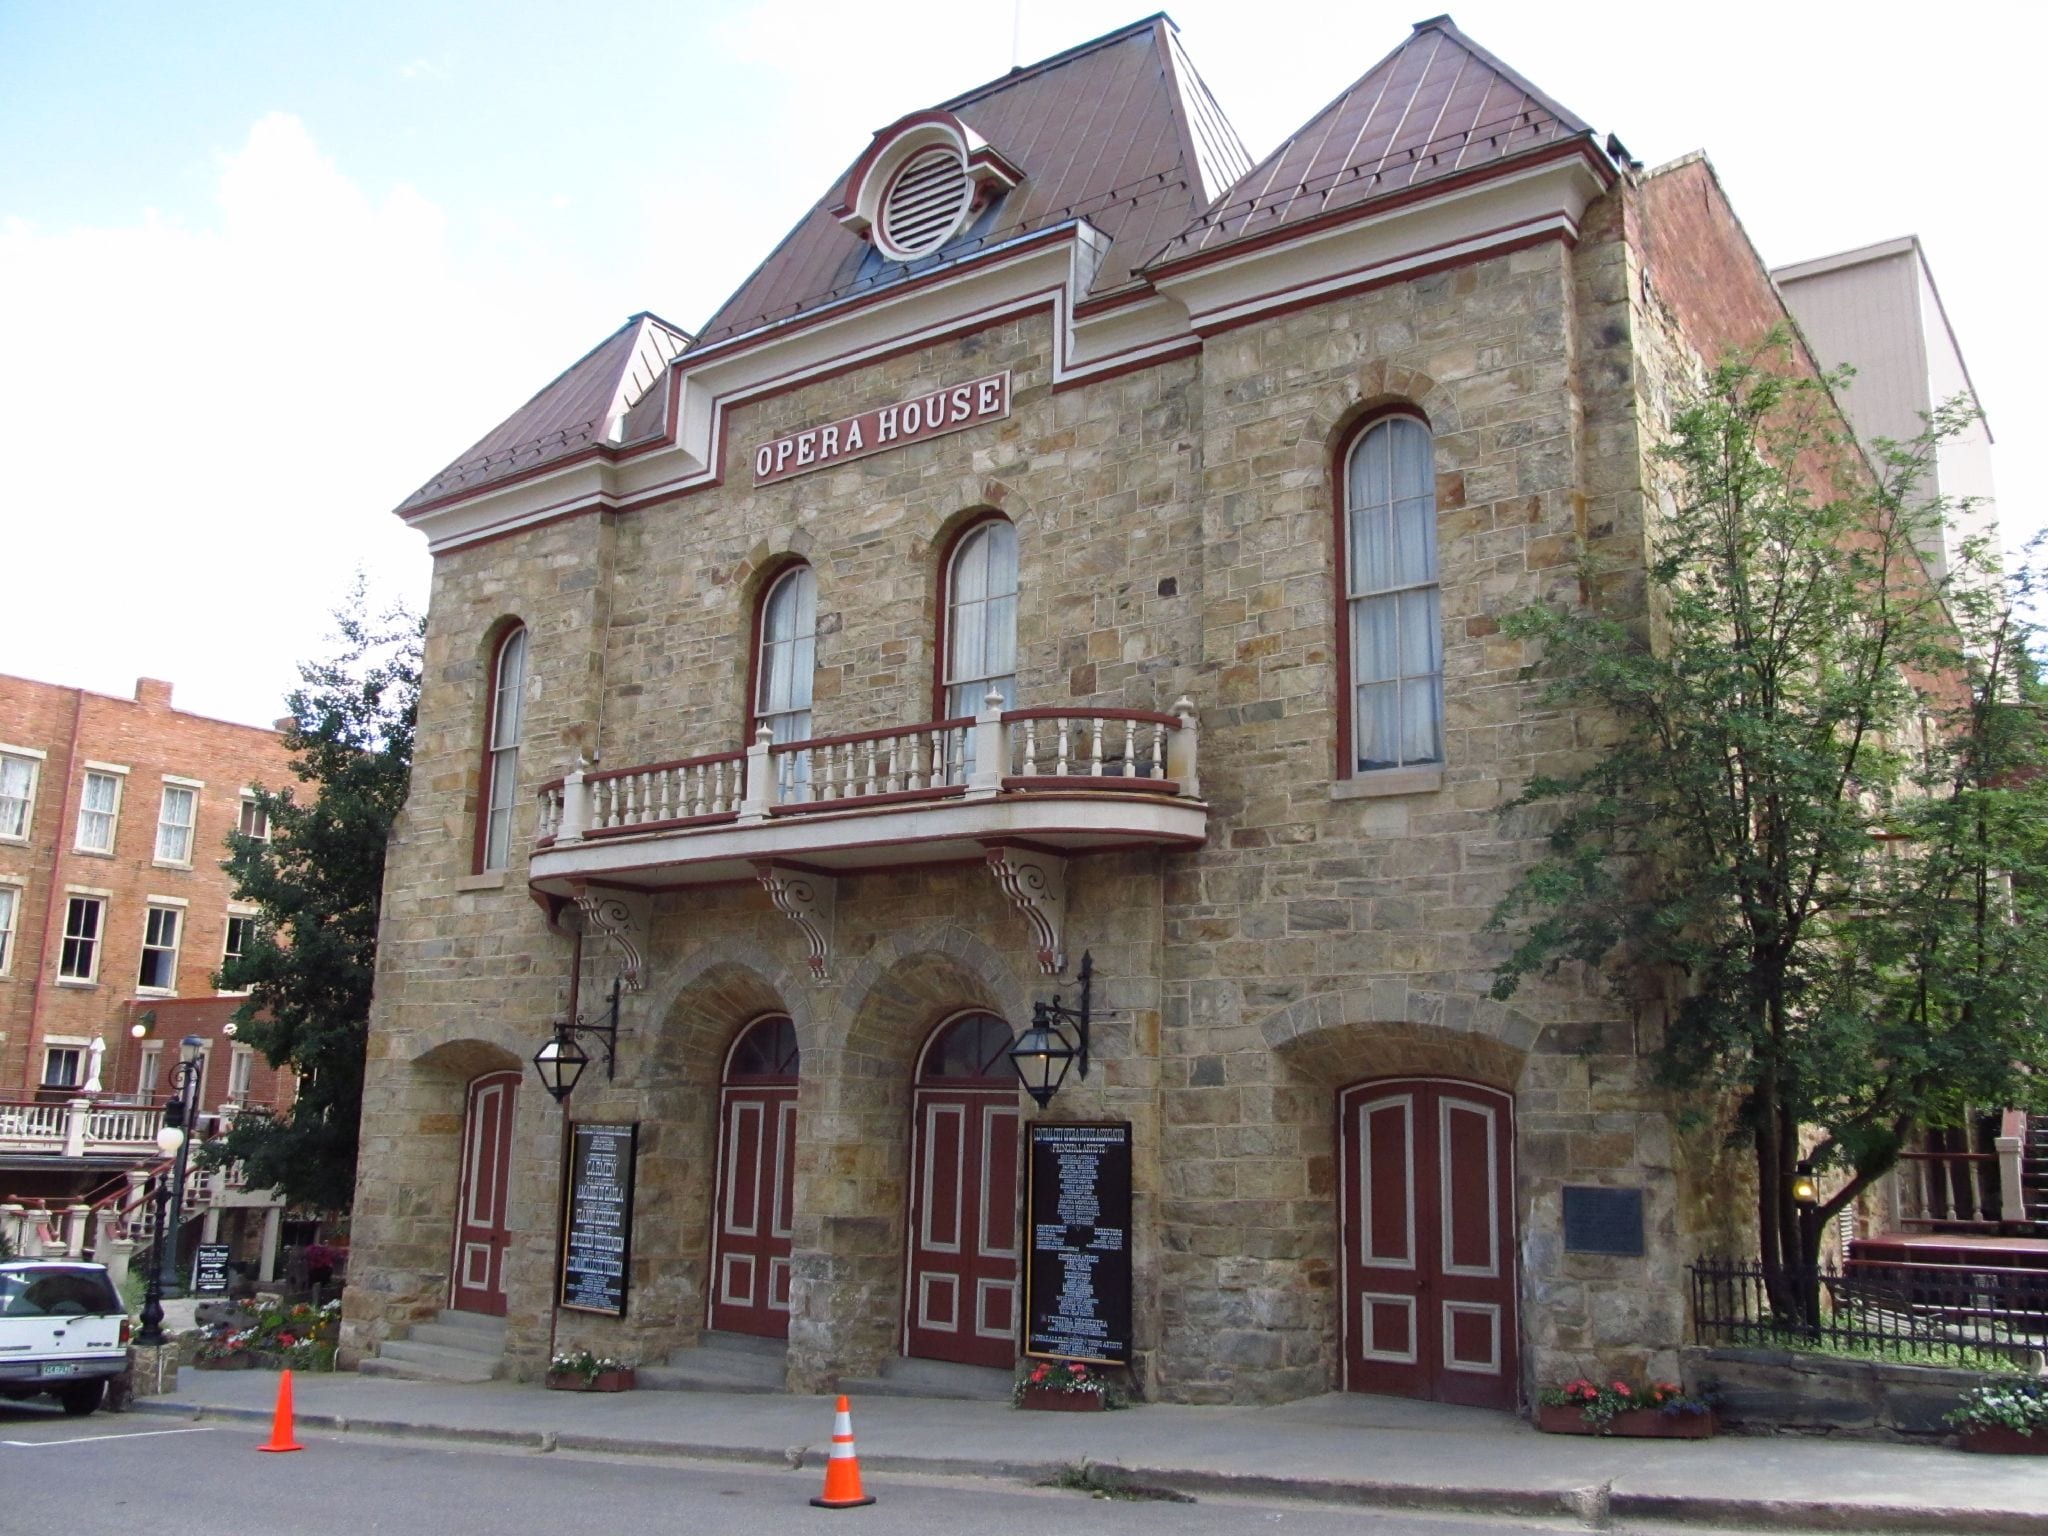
left=943, top=519, right=1020, bottom=719
left=237, top=791, right=270, bottom=842
left=155, top=777, right=202, bottom=867
left=42, top=1042, right=84, bottom=1090
left=137, top=902, right=184, bottom=993
left=0, top=744, right=45, bottom=844
left=0, top=877, right=20, bottom=977
left=75, top=764, right=128, bottom=854
left=220, top=905, right=258, bottom=994
left=481, top=626, right=528, bottom=873
left=137, top=1041, right=163, bottom=1096
left=1343, top=415, right=1445, bottom=776
left=227, top=1045, right=254, bottom=1103
left=58, top=890, right=108, bottom=984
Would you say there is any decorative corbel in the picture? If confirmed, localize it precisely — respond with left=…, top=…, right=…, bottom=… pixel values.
left=984, top=845, right=1067, bottom=976
left=756, top=863, right=836, bottom=983
left=573, top=887, right=652, bottom=993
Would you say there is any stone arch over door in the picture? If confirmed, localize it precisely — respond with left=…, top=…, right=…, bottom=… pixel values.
left=786, top=923, right=1029, bottom=1388
left=633, top=947, right=808, bottom=1363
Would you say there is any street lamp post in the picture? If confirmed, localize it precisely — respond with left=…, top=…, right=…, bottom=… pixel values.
left=150, top=1037, right=207, bottom=1305
left=135, top=1173, right=170, bottom=1348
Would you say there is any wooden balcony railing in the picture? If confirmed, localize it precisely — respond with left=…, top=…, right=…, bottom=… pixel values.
left=538, top=695, right=1199, bottom=848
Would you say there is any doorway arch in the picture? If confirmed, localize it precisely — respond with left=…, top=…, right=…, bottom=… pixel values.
left=709, top=1014, right=799, bottom=1337
left=903, top=1011, right=1021, bottom=1368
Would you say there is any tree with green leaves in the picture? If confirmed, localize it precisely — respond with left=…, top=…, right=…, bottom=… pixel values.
left=1488, top=338, right=2048, bottom=1328
left=207, top=584, right=422, bottom=1213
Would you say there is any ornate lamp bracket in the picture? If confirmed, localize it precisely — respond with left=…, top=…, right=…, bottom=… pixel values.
left=574, top=888, right=651, bottom=993
left=985, top=845, right=1067, bottom=976
left=756, top=863, right=837, bottom=983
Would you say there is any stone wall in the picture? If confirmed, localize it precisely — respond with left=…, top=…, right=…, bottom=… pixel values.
left=1682, top=1346, right=2044, bottom=1441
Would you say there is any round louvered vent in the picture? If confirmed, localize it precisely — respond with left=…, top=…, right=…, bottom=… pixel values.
left=877, top=145, right=972, bottom=261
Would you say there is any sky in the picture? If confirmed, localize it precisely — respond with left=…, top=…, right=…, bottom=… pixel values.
left=2, top=0, right=2043, bottom=728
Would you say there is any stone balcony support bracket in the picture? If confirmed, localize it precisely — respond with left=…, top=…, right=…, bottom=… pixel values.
left=985, top=845, right=1068, bottom=976
left=575, top=888, right=652, bottom=993
left=756, top=864, right=837, bottom=983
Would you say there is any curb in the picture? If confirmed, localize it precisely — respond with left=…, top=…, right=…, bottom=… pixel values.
left=132, top=1398, right=2041, bottom=1532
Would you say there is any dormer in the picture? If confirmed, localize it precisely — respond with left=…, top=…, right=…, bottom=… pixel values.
left=831, top=110, right=1024, bottom=262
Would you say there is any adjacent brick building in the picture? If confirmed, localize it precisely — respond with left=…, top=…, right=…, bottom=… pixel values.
left=346, top=16, right=1880, bottom=1408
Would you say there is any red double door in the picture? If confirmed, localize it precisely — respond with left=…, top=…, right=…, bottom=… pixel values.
left=904, top=1013, right=1021, bottom=1369
left=1341, top=1078, right=1517, bottom=1409
left=453, top=1071, right=520, bottom=1316
left=710, top=1016, right=800, bottom=1337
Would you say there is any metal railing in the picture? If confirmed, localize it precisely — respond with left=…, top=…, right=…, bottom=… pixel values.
left=1691, top=1256, right=2048, bottom=1366
left=538, top=696, right=1200, bottom=846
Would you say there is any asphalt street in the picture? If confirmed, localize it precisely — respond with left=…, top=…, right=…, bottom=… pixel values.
left=0, top=1402, right=1804, bottom=1536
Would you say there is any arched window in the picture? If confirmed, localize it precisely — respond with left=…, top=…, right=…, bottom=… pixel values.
left=754, top=565, right=817, bottom=745
left=1342, top=416, right=1442, bottom=773
left=941, top=519, right=1017, bottom=718
left=916, top=1011, right=1016, bottom=1084
left=480, top=624, right=527, bottom=871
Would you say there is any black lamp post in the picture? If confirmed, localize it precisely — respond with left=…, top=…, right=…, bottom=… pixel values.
left=137, top=1040, right=206, bottom=1351
left=1008, top=952, right=1093, bottom=1110
left=533, top=978, right=621, bottom=1105
left=1791, top=1158, right=1822, bottom=1337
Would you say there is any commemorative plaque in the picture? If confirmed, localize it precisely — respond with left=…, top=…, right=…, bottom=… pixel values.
left=559, top=1121, right=638, bottom=1316
left=1024, top=1121, right=1133, bottom=1365
left=1561, top=1185, right=1646, bottom=1256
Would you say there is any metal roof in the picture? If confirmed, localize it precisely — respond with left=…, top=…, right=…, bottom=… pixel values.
left=399, top=312, right=690, bottom=514
left=694, top=14, right=1245, bottom=347
left=1150, top=16, right=1593, bottom=269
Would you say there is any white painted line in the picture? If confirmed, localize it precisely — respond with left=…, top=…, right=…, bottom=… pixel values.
left=3, top=1426, right=218, bottom=1448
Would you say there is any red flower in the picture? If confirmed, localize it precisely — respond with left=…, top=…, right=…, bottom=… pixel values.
left=1611, top=1382, right=1631, bottom=1396
left=277, top=1334, right=296, bottom=1347
left=1030, top=1365, right=1048, bottom=1382
left=1068, top=1363, right=1086, bottom=1374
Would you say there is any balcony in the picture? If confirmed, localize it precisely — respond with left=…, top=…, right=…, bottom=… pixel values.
left=528, top=699, right=1205, bottom=976
left=0, top=1098, right=166, bottom=1161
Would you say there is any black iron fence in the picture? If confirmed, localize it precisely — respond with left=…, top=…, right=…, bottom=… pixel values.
left=1691, top=1256, right=2048, bottom=1367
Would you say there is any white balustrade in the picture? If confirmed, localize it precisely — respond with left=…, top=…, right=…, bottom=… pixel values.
left=1009, top=710, right=1177, bottom=782
left=772, top=721, right=970, bottom=807
left=0, top=1101, right=66, bottom=1150
left=87, top=1104, right=165, bottom=1149
left=587, top=755, right=745, bottom=830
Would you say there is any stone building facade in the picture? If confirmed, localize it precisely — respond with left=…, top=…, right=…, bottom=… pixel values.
left=344, top=16, right=1833, bottom=1407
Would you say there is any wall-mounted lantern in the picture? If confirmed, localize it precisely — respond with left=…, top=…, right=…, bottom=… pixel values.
left=1007, top=952, right=1093, bottom=1110
left=533, top=978, right=621, bottom=1104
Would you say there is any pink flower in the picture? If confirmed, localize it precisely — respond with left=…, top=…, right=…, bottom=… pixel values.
left=1611, top=1382, right=1631, bottom=1396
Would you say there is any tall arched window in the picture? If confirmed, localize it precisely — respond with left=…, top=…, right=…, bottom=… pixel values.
left=480, top=624, right=527, bottom=871
left=754, top=565, right=817, bottom=744
left=941, top=518, right=1017, bottom=718
left=1343, top=415, right=1442, bottom=773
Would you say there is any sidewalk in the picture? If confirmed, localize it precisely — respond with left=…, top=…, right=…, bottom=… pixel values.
left=136, top=1370, right=2046, bottom=1532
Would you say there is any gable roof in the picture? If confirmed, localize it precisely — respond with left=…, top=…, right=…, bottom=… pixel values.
left=1149, top=15, right=1593, bottom=270
left=695, top=14, right=1247, bottom=347
left=399, top=312, right=690, bottom=514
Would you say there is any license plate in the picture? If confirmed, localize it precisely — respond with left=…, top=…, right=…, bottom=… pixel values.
left=39, top=1362, right=79, bottom=1378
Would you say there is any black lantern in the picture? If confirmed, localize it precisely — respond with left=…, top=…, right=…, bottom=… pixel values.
left=1790, top=1159, right=1818, bottom=1207
left=1008, top=952, right=1092, bottom=1110
left=532, top=978, right=620, bottom=1105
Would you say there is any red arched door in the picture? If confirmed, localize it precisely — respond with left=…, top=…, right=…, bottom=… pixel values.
left=452, top=1070, right=520, bottom=1317
left=905, top=1012, right=1021, bottom=1368
left=1340, top=1077, right=1517, bottom=1409
left=709, top=1015, right=799, bottom=1337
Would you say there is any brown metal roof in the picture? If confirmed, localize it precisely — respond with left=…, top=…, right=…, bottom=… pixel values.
left=1148, top=16, right=1594, bottom=270
left=399, top=312, right=690, bottom=514
left=695, top=14, right=1246, bottom=346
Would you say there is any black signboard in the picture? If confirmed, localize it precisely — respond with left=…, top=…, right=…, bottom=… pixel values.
left=1024, top=1121, right=1133, bottom=1365
left=1562, top=1185, right=1646, bottom=1256
left=559, top=1122, right=637, bottom=1316
left=191, top=1243, right=231, bottom=1296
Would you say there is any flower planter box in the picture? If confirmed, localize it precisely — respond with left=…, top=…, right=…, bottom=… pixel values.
left=546, top=1368, right=636, bottom=1393
left=1959, top=1425, right=2048, bottom=1455
left=1016, top=1386, right=1106, bottom=1412
left=1536, top=1404, right=1717, bottom=1439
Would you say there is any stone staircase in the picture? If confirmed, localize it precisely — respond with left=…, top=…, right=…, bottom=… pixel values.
left=838, top=1355, right=1012, bottom=1402
left=359, top=1310, right=507, bottom=1383
left=635, top=1330, right=786, bottom=1393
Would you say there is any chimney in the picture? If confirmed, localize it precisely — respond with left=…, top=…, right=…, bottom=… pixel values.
left=135, top=678, right=174, bottom=709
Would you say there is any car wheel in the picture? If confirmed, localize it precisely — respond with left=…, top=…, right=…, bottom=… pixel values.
left=57, top=1380, right=104, bottom=1416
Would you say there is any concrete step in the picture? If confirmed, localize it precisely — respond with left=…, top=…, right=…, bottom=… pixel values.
left=433, top=1309, right=508, bottom=1338
left=407, top=1320, right=509, bottom=1355
left=636, top=1331, right=787, bottom=1393
left=838, top=1356, right=1012, bottom=1402
left=375, top=1338, right=505, bottom=1379
left=358, top=1350, right=497, bottom=1384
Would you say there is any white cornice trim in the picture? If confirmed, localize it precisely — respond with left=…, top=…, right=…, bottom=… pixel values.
left=407, top=157, right=1607, bottom=555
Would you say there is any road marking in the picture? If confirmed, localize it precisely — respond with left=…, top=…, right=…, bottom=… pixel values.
left=3, top=1427, right=218, bottom=1448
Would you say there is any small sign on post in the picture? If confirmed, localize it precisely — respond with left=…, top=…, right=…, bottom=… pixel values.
left=559, top=1122, right=637, bottom=1316
left=191, top=1243, right=231, bottom=1296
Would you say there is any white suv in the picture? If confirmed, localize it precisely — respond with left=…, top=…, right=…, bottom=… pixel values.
left=0, top=1260, right=131, bottom=1416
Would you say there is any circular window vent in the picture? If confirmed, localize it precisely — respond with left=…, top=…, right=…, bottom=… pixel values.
left=878, top=145, right=972, bottom=261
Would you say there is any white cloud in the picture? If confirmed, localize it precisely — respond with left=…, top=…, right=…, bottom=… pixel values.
left=0, top=113, right=606, bottom=726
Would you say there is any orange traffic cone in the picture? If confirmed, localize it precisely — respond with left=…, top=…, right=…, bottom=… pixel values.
left=256, top=1367, right=303, bottom=1453
left=808, top=1395, right=875, bottom=1508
